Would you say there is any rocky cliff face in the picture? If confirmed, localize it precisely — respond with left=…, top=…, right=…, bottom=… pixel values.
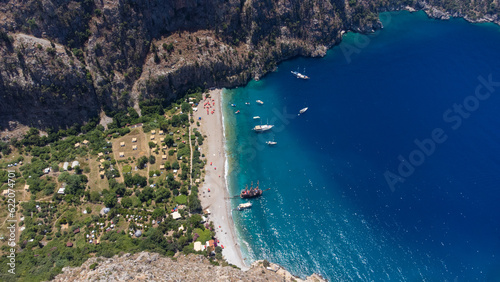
left=53, top=251, right=326, bottom=281
left=0, top=0, right=498, bottom=130
left=0, top=32, right=100, bottom=130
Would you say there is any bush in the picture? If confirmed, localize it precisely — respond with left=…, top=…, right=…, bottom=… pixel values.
left=90, top=263, right=98, bottom=270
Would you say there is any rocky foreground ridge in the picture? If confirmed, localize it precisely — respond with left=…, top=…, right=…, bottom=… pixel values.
left=0, top=0, right=499, bottom=133
left=53, top=251, right=326, bottom=282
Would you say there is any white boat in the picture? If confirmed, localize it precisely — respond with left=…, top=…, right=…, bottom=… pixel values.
left=266, top=141, right=277, bottom=145
left=291, top=68, right=310, bottom=80
left=253, top=124, right=274, bottom=132
left=237, top=202, right=252, bottom=211
left=256, top=100, right=264, bottom=105
left=253, top=116, right=260, bottom=119
left=298, top=107, right=308, bottom=115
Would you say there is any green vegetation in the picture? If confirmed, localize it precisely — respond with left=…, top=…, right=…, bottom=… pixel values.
left=0, top=90, right=218, bottom=280
left=175, top=194, right=187, bottom=205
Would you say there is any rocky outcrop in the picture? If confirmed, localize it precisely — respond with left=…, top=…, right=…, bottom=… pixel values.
left=53, top=251, right=326, bottom=282
left=0, top=33, right=100, bottom=130
left=0, top=0, right=498, bottom=130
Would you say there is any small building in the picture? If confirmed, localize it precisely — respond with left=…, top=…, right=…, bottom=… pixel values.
left=150, top=136, right=155, bottom=140
left=151, top=130, right=156, bottom=135
left=2, top=190, right=9, bottom=196
left=120, top=141, right=125, bottom=147
left=159, top=130, right=164, bottom=135
left=162, top=145, right=167, bottom=149
left=100, top=159, right=105, bottom=163
left=98, top=152, right=104, bottom=158
left=24, top=184, right=30, bottom=192
left=66, top=242, right=73, bottom=247
left=100, top=171, right=105, bottom=178
left=82, top=140, right=89, bottom=145
left=74, top=143, right=80, bottom=148
left=162, top=155, right=167, bottom=160
left=134, top=230, right=142, bottom=237
left=132, top=145, right=137, bottom=150
left=71, top=161, right=79, bottom=168
left=44, top=167, right=51, bottom=174
left=194, top=241, right=202, bottom=252
left=73, top=228, right=80, bottom=234
left=132, top=138, right=137, bottom=143
left=57, top=187, right=65, bottom=194
left=119, top=152, right=125, bottom=157
left=172, top=211, right=181, bottom=220
left=159, top=165, right=165, bottom=170
left=152, top=140, right=157, bottom=145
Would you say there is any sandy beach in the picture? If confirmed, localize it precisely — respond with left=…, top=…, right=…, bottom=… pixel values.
left=194, top=89, right=249, bottom=270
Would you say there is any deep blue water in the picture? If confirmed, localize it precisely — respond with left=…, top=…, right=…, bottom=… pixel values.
left=222, top=11, right=500, bottom=280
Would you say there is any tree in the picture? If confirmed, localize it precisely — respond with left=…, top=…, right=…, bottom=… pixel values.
left=114, top=183, right=126, bottom=197
left=138, top=187, right=154, bottom=203
left=155, top=188, right=171, bottom=203
left=137, top=156, right=148, bottom=169
left=151, top=208, right=166, bottom=221
left=181, top=102, right=191, bottom=113
left=149, top=155, right=156, bottom=164
left=104, top=193, right=117, bottom=208
left=128, top=107, right=139, bottom=119
left=188, top=194, right=202, bottom=213
left=74, top=165, right=82, bottom=174
left=172, top=161, right=180, bottom=170
left=121, top=196, right=132, bottom=208
left=164, top=136, right=174, bottom=147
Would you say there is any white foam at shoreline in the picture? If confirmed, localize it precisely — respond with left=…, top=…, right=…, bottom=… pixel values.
left=220, top=88, right=253, bottom=264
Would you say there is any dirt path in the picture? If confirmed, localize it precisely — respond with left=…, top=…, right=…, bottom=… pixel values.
left=188, top=123, right=193, bottom=187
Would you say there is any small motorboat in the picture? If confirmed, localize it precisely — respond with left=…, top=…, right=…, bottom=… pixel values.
left=256, top=100, right=264, bottom=105
left=245, top=102, right=250, bottom=105
left=253, top=116, right=260, bottom=119
left=298, top=107, right=308, bottom=116
left=235, top=110, right=240, bottom=114
left=237, top=202, right=252, bottom=211
left=266, top=141, right=277, bottom=145
left=231, top=104, right=236, bottom=107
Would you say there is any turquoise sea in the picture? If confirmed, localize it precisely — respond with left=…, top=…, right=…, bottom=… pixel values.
left=222, top=11, right=500, bottom=280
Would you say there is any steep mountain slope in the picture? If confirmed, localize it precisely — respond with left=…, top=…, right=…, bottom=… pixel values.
left=0, top=0, right=498, bottom=130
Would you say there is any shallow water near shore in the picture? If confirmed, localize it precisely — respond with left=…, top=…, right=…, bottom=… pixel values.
left=222, top=11, right=500, bottom=280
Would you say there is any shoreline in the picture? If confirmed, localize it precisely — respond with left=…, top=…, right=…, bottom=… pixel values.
left=194, top=88, right=249, bottom=270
